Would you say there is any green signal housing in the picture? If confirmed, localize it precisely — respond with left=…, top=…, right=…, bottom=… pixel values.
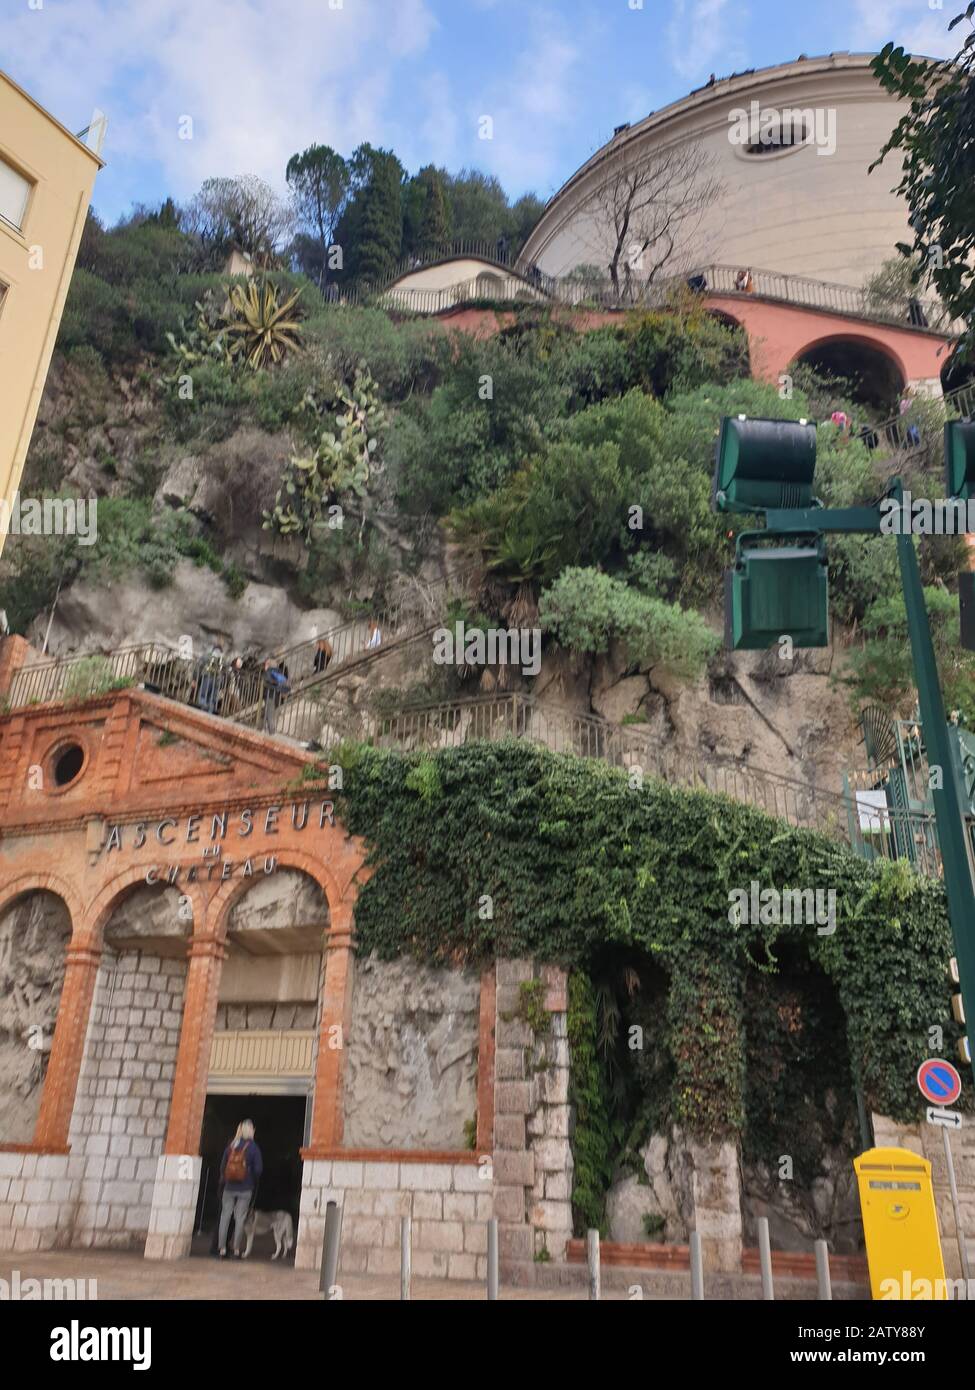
left=713, top=415, right=818, bottom=512
left=724, top=543, right=829, bottom=650
left=945, top=418, right=975, bottom=502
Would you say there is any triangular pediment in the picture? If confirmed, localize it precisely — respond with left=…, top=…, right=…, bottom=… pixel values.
left=0, top=689, right=319, bottom=828
left=133, top=720, right=236, bottom=787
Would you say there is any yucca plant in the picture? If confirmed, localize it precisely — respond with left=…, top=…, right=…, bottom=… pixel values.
left=220, top=278, right=303, bottom=369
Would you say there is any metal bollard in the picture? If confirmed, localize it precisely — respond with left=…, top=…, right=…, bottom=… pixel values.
left=318, top=1199, right=343, bottom=1299
left=814, top=1239, right=832, bottom=1301
left=400, top=1213, right=412, bottom=1301
left=487, top=1218, right=499, bottom=1301
left=758, top=1216, right=774, bottom=1301
left=690, top=1230, right=704, bottom=1300
left=587, top=1228, right=601, bottom=1301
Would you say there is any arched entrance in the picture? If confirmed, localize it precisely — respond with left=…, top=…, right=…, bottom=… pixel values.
left=941, top=347, right=975, bottom=397
left=793, top=335, right=905, bottom=411
left=195, top=870, right=329, bottom=1259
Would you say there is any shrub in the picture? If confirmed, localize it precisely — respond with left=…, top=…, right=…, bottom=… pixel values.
left=552, top=327, right=636, bottom=410
left=448, top=440, right=629, bottom=587
left=302, top=305, right=451, bottom=397
left=622, top=300, right=750, bottom=397
left=540, top=566, right=719, bottom=680
left=63, top=655, right=115, bottom=700
left=841, top=580, right=975, bottom=719
left=389, top=336, right=569, bottom=512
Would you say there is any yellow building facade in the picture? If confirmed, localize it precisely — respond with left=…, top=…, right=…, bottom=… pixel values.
left=0, top=71, right=102, bottom=558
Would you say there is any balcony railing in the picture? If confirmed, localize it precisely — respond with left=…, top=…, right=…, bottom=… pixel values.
left=323, top=250, right=964, bottom=336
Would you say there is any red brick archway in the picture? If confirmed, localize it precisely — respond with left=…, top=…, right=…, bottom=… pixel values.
left=434, top=294, right=954, bottom=396
left=702, top=294, right=951, bottom=390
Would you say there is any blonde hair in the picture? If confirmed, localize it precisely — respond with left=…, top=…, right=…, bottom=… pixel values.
left=233, top=1119, right=255, bottom=1142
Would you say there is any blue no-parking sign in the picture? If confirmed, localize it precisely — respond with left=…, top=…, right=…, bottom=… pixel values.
left=917, top=1058, right=963, bottom=1107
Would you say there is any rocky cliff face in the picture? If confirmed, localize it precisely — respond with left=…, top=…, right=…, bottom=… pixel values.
left=16, top=354, right=865, bottom=798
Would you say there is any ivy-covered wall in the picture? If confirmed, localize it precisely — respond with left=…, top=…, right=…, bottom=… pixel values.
left=322, top=739, right=962, bottom=1218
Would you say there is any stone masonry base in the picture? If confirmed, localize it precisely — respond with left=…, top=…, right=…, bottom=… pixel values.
left=297, top=1159, right=492, bottom=1280
left=144, top=1155, right=201, bottom=1260
left=0, top=1152, right=81, bottom=1253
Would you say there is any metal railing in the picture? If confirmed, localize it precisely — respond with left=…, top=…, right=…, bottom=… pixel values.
left=843, top=766, right=943, bottom=878
left=315, top=691, right=955, bottom=875
left=853, top=380, right=975, bottom=459
left=5, top=569, right=474, bottom=745
left=329, top=252, right=963, bottom=336
left=6, top=643, right=176, bottom=708
left=380, top=274, right=550, bottom=315
left=697, top=264, right=960, bottom=336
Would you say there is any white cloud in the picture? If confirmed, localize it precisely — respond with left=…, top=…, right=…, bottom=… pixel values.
left=0, top=0, right=438, bottom=207
left=852, top=0, right=963, bottom=60
left=667, top=0, right=748, bottom=83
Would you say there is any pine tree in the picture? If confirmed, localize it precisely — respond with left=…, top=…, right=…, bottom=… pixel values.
left=416, top=167, right=450, bottom=258
left=355, top=149, right=404, bottom=286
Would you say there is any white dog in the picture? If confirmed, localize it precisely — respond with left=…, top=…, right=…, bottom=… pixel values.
left=242, top=1209, right=295, bottom=1260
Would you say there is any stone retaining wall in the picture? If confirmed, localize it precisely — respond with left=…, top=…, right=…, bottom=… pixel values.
left=296, top=1158, right=492, bottom=1280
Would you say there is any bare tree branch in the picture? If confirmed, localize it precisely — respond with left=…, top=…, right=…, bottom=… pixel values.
left=578, top=141, right=723, bottom=302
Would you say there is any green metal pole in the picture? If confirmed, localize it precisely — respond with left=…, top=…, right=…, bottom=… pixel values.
left=893, top=481, right=975, bottom=1059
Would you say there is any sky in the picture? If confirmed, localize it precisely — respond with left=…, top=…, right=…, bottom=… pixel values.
left=0, top=0, right=964, bottom=225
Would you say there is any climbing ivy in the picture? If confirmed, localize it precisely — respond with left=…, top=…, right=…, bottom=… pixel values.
left=332, top=739, right=961, bottom=1140
left=566, top=971, right=615, bottom=1235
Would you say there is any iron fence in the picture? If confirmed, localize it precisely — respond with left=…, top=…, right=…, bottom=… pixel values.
left=5, top=570, right=475, bottom=748
left=333, top=254, right=964, bottom=336
left=341, top=691, right=957, bottom=875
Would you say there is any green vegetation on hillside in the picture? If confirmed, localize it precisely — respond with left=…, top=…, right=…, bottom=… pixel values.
left=4, top=188, right=972, bottom=720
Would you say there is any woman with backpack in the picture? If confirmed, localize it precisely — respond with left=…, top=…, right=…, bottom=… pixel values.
left=261, top=658, right=290, bottom=734
left=218, top=1119, right=263, bottom=1259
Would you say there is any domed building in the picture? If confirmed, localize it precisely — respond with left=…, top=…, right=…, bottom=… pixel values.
left=376, top=55, right=964, bottom=408
left=519, top=52, right=918, bottom=290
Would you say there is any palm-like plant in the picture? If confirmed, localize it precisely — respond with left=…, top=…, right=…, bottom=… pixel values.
left=220, top=278, right=303, bottom=369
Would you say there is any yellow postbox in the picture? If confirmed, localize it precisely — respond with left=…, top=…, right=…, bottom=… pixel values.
left=854, top=1146, right=946, bottom=1299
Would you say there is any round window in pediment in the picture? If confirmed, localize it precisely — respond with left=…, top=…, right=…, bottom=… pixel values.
left=50, top=741, right=85, bottom=788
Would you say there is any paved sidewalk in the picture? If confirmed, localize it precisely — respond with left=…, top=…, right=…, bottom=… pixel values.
left=0, top=1248, right=621, bottom=1300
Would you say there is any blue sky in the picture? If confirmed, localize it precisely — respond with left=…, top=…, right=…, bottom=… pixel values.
left=0, top=0, right=962, bottom=225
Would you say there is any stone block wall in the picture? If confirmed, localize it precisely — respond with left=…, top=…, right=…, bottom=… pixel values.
left=65, top=951, right=185, bottom=1248
left=493, top=960, right=573, bottom=1283
left=0, top=1151, right=84, bottom=1252
left=296, top=1158, right=492, bottom=1280
left=144, top=1154, right=201, bottom=1260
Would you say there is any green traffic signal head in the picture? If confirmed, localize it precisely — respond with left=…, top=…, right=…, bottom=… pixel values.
left=945, top=419, right=975, bottom=501
left=713, top=415, right=818, bottom=513
left=724, top=540, right=829, bottom=651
